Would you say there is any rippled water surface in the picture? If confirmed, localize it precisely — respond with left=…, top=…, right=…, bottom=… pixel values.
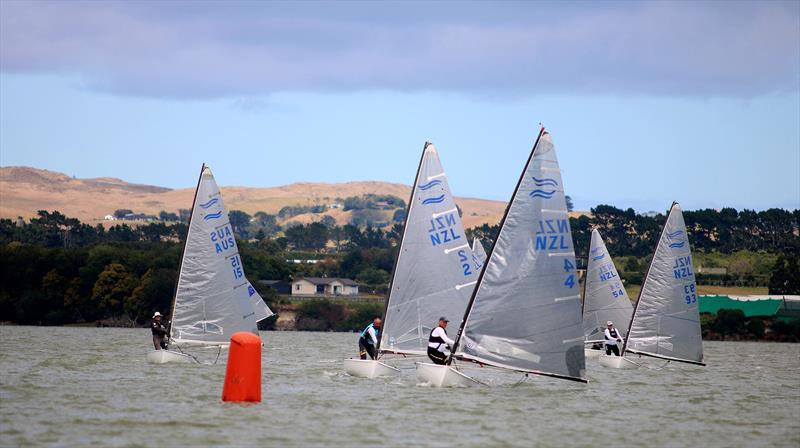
left=1, top=326, right=798, bottom=447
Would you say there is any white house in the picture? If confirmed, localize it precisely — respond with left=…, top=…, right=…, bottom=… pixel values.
left=291, top=277, right=359, bottom=296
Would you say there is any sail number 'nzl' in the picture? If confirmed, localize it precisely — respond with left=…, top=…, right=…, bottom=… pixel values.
left=673, top=256, right=694, bottom=279
left=536, top=218, right=575, bottom=289
left=427, top=212, right=462, bottom=246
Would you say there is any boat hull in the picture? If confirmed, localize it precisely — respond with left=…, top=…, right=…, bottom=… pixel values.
left=415, top=362, right=479, bottom=387
left=598, top=354, right=638, bottom=369
left=343, top=359, right=400, bottom=378
left=584, top=348, right=603, bottom=359
left=146, top=350, right=193, bottom=364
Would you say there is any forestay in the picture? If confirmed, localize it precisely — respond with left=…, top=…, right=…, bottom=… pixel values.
left=379, top=143, right=477, bottom=355
left=454, top=130, right=586, bottom=382
left=623, top=203, right=704, bottom=365
left=582, top=229, right=633, bottom=343
left=169, top=166, right=271, bottom=347
left=471, top=238, right=487, bottom=271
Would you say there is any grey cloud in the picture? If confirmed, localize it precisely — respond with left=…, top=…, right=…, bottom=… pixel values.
left=1, top=1, right=797, bottom=98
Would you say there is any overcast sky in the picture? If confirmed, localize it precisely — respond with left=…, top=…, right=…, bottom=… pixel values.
left=1, top=0, right=798, bottom=211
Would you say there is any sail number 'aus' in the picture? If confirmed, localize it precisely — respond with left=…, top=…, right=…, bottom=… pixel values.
left=427, top=213, right=462, bottom=247
left=210, top=225, right=236, bottom=254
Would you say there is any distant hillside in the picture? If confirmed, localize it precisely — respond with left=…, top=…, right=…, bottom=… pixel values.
left=0, top=166, right=509, bottom=228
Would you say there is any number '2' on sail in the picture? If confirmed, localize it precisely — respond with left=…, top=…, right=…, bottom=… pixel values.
left=379, top=143, right=478, bottom=355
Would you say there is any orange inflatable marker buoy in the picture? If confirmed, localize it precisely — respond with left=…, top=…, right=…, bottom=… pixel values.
left=222, top=331, right=262, bottom=402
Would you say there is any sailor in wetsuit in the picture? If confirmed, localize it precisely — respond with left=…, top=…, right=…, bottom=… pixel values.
left=428, top=317, right=456, bottom=365
left=358, top=318, right=381, bottom=360
left=604, top=321, right=623, bottom=356
left=151, top=311, right=168, bottom=350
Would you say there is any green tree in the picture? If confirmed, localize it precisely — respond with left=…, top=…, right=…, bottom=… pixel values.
left=769, top=254, right=800, bottom=294
left=228, top=210, right=252, bottom=239
left=126, top=268, right=176, bottom=323
left=91, top=263, right=138, bottom=317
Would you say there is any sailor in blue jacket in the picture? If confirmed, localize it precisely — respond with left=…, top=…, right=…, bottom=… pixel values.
left=358, top=317, right=382, bottom=360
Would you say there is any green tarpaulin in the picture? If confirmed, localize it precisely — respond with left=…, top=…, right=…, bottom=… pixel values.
left=699, top=295, right=783, bottom=317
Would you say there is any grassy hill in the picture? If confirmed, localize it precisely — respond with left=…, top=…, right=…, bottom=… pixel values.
left=0, top=166, right=512, bottom=229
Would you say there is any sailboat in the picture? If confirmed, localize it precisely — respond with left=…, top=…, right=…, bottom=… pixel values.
left=471, top=237, right=487, bottom=271
left=582, top=229, right=633, bottom=359
left=147, top=164, right=273, bottom=364
left=598, top=202, right=705, bottom=369
left=343, top=142, right=478, bottom=378
left=416, top=128, right=587, bottom=386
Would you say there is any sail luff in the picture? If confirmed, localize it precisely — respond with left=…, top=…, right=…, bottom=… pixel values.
left=622, top=202, right=703, bottom=364
left=170, top=167, right=260, bottom=346
left=377, top=142, right=428, bottom=353
left=450, top=128, right=586, bottom=381
left=448, top=126, right=547, bottom=362
left=582, top=229, right=633, bottom=342
left=379, top=143, right=477, bottom=355
left=168, top=163, right=205, bottom=342
left=622, top=202, right=677, bottom=354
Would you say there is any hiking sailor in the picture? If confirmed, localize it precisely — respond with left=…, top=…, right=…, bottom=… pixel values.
left=358, top=317, right=382, bottom=360
left=428, top=317, right=456, bottom=365
left=151, top=311, right=168, bottom=350
left=604, top=321, right=623, bottom=356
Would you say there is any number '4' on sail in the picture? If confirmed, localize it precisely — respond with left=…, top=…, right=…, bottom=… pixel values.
left=451, top=129, right=587, bottom=383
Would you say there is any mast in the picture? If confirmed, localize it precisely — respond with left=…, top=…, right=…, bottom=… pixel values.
left=167, top=163, right=206, bottom=343
left=447, top=127, right=547, bottom=364
left=580, top=228, right=592, bottom=317
left=621, top=201, right=678, bottom=355
left=376, top=142, right=428, bottom=354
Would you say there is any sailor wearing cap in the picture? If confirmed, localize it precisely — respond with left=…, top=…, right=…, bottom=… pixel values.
left=427, top=317, right=456, bottom=365
left=604, top=321, right=623, bottom=356
left=151, top=311, right=168, bottom=350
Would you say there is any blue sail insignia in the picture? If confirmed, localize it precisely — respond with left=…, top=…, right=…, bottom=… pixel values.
left=203, top=211, right=223, bottom=220
left=417, top=179, right=443, bottom=191
left=669, top=241, right=686, bottom=248
left=532, top=176, right=558, bottom=187
left=421, top=194, right=446, bottom=205
left=592, top=253, right=606, bottom=261
left=199, top=198, right=219, bottom=209
left=666, top=230, right=685, bottom=239
left=529, top=189, right=556, bottom=199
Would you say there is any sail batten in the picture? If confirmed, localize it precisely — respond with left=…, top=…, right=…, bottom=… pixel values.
left=169, top=166, right=272, bottom=347
left=623, top=203, right=704, bottom=365
left=452, top=130, right=587, bottom=382
left=582, top=229, right=634, bottom=343
left=379, top=144, right=477, bottom=354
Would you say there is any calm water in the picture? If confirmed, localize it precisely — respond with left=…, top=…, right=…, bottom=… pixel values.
left=1, top=326, right=798, bottom=447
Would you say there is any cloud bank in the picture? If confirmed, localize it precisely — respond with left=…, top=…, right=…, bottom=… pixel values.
left=1, top=1, right=798, bottom=98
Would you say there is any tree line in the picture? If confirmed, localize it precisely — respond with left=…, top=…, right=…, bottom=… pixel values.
left=1, top=205, right=798, bottom=327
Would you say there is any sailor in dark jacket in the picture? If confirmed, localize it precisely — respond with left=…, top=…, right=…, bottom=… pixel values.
left=151, top=312, right=168, bottom=350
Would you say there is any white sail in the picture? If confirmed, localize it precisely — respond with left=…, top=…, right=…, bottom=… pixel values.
left=379, top=143, right=477, bottom=355
left=248, top=281, right=274, bottom=323
left=623, top=203, right=704, bottom=365
left=582, top=229, right=633, bottom=343
left=454, top=130, right=586, bottom=382
left=169, top=166, right=269, bottom=346
left=471, top=237, right=487, bottom=271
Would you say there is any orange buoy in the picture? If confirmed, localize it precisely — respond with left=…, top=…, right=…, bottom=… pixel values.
left=222, top=331, right=262, bottom=402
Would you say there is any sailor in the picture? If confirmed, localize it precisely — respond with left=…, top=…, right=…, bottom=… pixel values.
left=428, top=317, right=456, bottom=365
left=604, top=321, right=623, bottom=356
left=151, top=311, right=168, bottom=350
left=358, top=317, right=381, bottom=360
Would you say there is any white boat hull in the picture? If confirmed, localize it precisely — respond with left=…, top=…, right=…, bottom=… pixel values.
left=584, top=348, right=603, bottom=359
left=343, top=359, right=400, bottom=378
left=415, top=362, right=479, bottom=387
left=598, top=354, right=638, bottom=369
left=146, top=350, right=193, bottom=364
